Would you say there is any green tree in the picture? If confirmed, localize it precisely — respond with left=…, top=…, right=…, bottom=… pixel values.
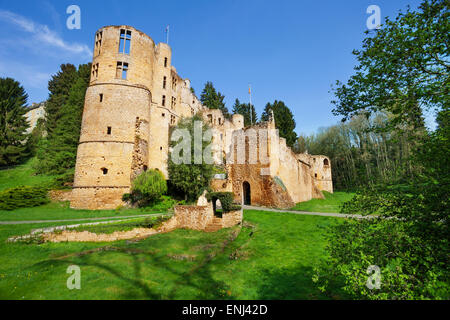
left=200, top=81, right=230, bottom=118
left=44, top=64, right=78, bottom=134
left=232, top=98, right=258, bottom=127
left=125, top=169, right=168, bottom=206
left=261, top=100, right=297, bottom=147
left=36, top=63, right=91, bottom=174
left=168, top=115, right=216, bottom=202
left=0, top=78, right=30, bottom=166
left=314, top=0, right=450, bottom=299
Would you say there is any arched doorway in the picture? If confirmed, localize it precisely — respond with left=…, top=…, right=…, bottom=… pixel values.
left=243, top=181, right=251, bottom=205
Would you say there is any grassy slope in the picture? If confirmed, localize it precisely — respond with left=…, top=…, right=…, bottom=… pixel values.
left=291, top=191, right=355, bottom=213
left=0, top=201, right=168, bottom=221
left=0, top=210, right=345, bottom=300
left=0, top=158, right=57, bottom=192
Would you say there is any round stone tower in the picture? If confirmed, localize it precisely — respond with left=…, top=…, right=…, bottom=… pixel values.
left=71, top=26, right=156, bottom=209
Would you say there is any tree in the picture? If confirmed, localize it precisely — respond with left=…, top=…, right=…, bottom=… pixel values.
left=261, top=100, right=297, bottom=147
left=200, top=81, right=230, bottom=118
left=232, top=98, right=258, bottom=127
left=0, top=78, right=30, bottom=166
left=168, top=115, right=216, bottom=202
left=44, top=64, right=78, bottom=134
left=36, top=63, right=91, bottom=174
left=124, top=169, right=168, bottom=207
left=331, top=0, right=449, bottom=130
left=314, top=0, right=450, bottom=299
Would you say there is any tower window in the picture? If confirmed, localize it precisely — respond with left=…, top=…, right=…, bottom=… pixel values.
left=162, top=95, right=166, bottom=106
left=95, top=31, right=102, bottom=55
left=116, top=62, right=129, bottom=80
left=102, top=168, right=108, bottom=175
left=315, top=173, right=317, bottom=178
left=107, top=126, right=111, bottom=135
left=92, top=63, right=99, bottom=79
left=163, top=76, right=167, bottom=89
left=324, top=158, right=329, bottom=166
left=162, top=113, right=165, bottom=117
left=164, top=57, right=168, bottom=67
left=171, top=96, right=176, bottom=109
left=119, top=29, right=132, bottom=54
left=99, top=93, right=103, bottom=102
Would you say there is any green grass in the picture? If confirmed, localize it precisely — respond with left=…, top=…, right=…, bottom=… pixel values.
left=0, top=210, right=346, bottom=300
left=0, top=201, right=169, bottom=222
left=291, top=191, right=355, bottom=213
left=0, top=158, right=58, bottom=192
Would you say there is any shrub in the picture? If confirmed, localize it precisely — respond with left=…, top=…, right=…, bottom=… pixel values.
left=124, top=170, right=167, bottom=207
left=206, top=192, right=241, bottom=212
left=0, top=186, right=49, bottom=210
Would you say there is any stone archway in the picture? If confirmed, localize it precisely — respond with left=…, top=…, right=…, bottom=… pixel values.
left=243, top=181, right=251, bottom=205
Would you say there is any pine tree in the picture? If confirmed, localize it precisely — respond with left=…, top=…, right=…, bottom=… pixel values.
left=261, top=100, right=297, bottom=147
left=0, top=78, right=30, bottom=166
left=200, top=81, right=230, bottom=118
left=36, top=63, right=91, bottom=174
left=232, top=98, right=258, bottom=127
left=44, top=64, right=78, bottom=134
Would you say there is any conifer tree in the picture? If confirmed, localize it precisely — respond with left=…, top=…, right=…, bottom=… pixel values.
left=0, top=77, right=30, bottom=166
left=200, top=81, right=230, bottom=118
left=232, top=98, right=258, bottom=127
left=261, top=100, right=297, bottom=147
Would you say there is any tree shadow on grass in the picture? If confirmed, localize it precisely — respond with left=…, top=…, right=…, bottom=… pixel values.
left=28, top=233, right=238, bottom=300
left=255, top=265, right=347, bottom=300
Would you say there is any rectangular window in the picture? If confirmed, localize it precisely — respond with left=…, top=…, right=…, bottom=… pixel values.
left=119, top=29, right=132, bottom=54
left=92, top=63, right=99, bottom=79
left=163, top=76, right=166, bottom=89
left=99, top=93, right=103, bottom=102
left=172, top=77, right=177, bottom=90
left=107, top=126, right=112, bottom=135
left=116, top=62, right=129, bottom=80
left=171, top=97, right=176, bottom=109
left=162, top=95, right=166, bottom=106
left=164, top=57, right=168, bottom=67
left=95, top=31, right=102, bottom=55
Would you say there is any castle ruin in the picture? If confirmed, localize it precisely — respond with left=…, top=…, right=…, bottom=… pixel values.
left=71, top=25, right=332, bottom=210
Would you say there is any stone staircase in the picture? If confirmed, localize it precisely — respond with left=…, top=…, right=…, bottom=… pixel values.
left=204, top=216, right=223, bottom=232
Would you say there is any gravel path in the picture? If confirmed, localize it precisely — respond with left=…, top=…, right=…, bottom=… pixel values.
left=243, top=205, right=372, bottom=219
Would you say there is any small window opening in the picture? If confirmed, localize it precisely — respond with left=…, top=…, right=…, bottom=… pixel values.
left=162, top=95, right=166, bottom=106
left=116, top=62, right=128, bottom=80
left=107, top=126, right=112, bottom=135
left=164, top=57, right=168, bottom=67
left=324, top=158, right=329, bottom=166
left=143, top=165, right=148, bottom=171
left=163, top=76, right=167, bottom=89
left=314, top=173, right=317, bottom=178
left=102, top=168, right=108, bottom=175
left=92, top=63, right=99, bottom=79
left=162, top=113, right=165, bottom=117
left=99, top=94, right=103, bottom=102
left=160, top=146, right=163, bottom=151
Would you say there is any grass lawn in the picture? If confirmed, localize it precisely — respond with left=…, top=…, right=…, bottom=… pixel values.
left=0, top=201, right=169, bottom=222
left=0, top=210, right=346, bottom=300
left=0, top=158, right=58, bottom=192
left=291, top=191, right=355, bottom=213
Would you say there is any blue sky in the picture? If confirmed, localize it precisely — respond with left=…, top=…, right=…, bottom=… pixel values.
left=0, top=0, right=425, bottom=135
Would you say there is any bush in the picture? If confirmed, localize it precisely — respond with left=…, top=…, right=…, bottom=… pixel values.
left=124, top=170, right=167, bottom=207
left=206, top=192, right=241, bottom=212
left=0, top=186, right=49, bottom=210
